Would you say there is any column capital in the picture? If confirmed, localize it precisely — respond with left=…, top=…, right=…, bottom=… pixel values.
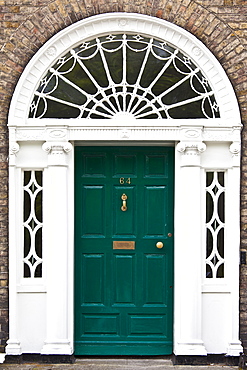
left=42, top=141, right=72, bottom=166
left=230, top=141, right=240, bottom=155
left=176, top=141, right=206, bottom=167
left=9, top=142, right=20, bottom=166
left=229, top=141, right=241, bottom=166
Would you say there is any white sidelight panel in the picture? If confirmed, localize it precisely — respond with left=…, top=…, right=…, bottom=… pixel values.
left=201, top=143, right=242, bottom=355
left=6, top=143, right=47, bottom=355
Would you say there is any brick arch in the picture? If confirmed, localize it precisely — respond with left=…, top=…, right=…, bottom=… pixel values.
left=1, top=1, right=246, bottom=122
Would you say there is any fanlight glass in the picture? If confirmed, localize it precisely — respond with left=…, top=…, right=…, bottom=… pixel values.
left=29, top=34, right=220, bottom=119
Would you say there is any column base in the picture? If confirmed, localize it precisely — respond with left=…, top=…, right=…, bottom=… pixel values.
left=5, top=340, right=22, bottom=355
left=174, top=341, right=207, bottom=356
left=41, top=340, right=73, bottom=355
left=226, top=341, right=243, bottom=356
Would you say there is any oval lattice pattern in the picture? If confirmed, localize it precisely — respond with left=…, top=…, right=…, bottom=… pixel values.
left=23, top=170, right=43, bottom=278
left=206, top=171, right=225, bottom=279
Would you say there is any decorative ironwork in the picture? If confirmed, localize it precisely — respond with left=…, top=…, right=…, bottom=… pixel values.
left=29, top=34, right=220, bottom=120
left=23, top=171, right=43, bottom=278
left=206, top=171, right=225, bottom=278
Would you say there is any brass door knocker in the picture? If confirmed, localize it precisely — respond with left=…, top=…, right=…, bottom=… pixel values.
left=121, top=193, right=127, bottom=211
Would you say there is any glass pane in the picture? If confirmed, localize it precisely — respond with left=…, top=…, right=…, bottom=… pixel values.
left=65, top=62, right=97, bottom=95
left=23, top=170, right=43, bottom=279
left=105, top=48, right=123, bottom=84
left=218, top=171, right=224, bottom=187
left=34, top=264, right=42, bottom=278
left=24, top=227, right=31, bottom=258
left=35, top=191, right=43, bottom=223
left=37, top=99, right=81, bottom=119
left=50, top=78, right=87, bottom=105
left=35, top=228, right=42, bottom=259
left=23, top=191, right=31, bottom=222
left=83, top=55, right=108, bottom=88
left=218, top=192, right=225, bottom=223
left=169, top=99, right=206, bottom=119
left=211, top=254, right=219, bottom=266
left=24, top=263, right=31, bottom=278
left=127, top=48, right=146, bottom=85
left=206, top=172, right=213, bottom=187
left=35, top=171, right=43, bottom=187
left=24, top=171, right=31, bottom=186
left=206, top=264, right=212, bottom=278
left=162, top=77, right=197, bottom=105
left=217, top=227, right=224, bottom=259
left=216, top=264, right=224, bottom=278
left=206, top=229, right=213, bottom=258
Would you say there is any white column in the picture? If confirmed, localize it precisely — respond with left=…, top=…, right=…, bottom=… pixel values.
left=174, top=141, right=207, bottom=356
left=6, top=140, right=22, bottom=355
left=41, top=141, right=73, bottom=355
left=226, top=141, right=243, bottom=356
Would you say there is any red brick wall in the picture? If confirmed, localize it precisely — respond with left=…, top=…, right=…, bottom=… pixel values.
left=0, top=0, right=246, bottom=353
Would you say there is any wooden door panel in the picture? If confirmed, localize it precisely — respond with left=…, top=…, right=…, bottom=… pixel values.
left=82, top=153, right=107, bottom=177
left=82, top=186, right=105, bottom=237
left=128, top=315, right=167, bottom=336
left=144, top=186, right=167, bottom=237
left=144, top=254, right=167, bottom=305
left=113, top=186, right=136, bottom=236
left=81, top=254, right=105, bottom=304
left=82, top=314, right=120, bottom=336
left=113, top=254, right=136, bottom=305
left=113, top=154, right=137, bottom=177
left=144, top=154, right=169, bottom=177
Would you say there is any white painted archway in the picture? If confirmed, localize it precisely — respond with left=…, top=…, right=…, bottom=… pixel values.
left=7, top=13, right=242, bottom=359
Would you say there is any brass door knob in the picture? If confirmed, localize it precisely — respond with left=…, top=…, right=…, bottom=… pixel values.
left=156, top=241, right=164, bottom=249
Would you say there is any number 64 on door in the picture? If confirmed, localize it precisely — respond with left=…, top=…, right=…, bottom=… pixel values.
left=119, top=177, right=131, bottom=184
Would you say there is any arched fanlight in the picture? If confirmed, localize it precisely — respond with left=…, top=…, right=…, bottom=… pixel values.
left=29, top=34, right=220, bottom=120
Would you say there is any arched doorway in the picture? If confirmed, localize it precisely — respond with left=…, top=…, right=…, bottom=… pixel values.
left=7, top=13, right=242, bottom=359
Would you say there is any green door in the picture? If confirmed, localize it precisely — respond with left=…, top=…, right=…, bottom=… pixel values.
left=74, top=146, right=174, bottom=355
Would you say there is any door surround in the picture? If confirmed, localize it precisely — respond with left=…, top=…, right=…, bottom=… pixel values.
left=7, top=13, right=242, bottom=358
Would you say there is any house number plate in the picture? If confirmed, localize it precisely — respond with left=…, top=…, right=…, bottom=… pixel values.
left=113, top=241, right=135, bottom=250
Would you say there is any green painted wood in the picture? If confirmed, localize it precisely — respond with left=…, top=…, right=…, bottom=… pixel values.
left=75, top=147, right=174, bottom=355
